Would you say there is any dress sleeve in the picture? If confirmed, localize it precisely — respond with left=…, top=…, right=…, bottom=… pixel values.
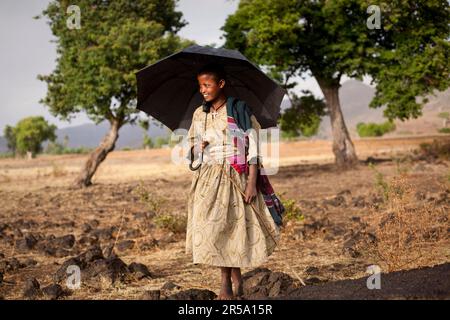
left=247, top=114, right=263, bottom=168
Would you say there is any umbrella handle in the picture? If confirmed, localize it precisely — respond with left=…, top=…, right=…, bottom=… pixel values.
left=188, top=110, right=208, bottom=172
left=189, top=151, right=203, bottom=171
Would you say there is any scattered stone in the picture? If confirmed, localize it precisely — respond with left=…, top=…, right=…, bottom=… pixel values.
left=242, top=268, right=297, bottom=298
left=42, top=284, right=64, bottom=300
left=305, top=277, right=323, bottom=285
left=166, top=289, right=216, bottom=300
left=78, top=235, right=98, bottom=246
left=323, top=195, right=346, bottom=207
left=116, top=240, right=135, bottom=252
left=125, top=229, right=143, bottom=239
left=24, top=258, right=38, bottom=267
left=351, top=196, right=367, bottom=208
left=50, top=235, right=76, bottom=249
left=15, top=234, right=38, bottom=251
left=128, top=262, right=152, bottom=280
left=54, top=245, right=104, bottom=283
left=6, top=258, right=26, bottom=271
left=85, top=256, right=129, bottom=285
left=141, top=290, right=160, bottom=300
left=139, top=238, right=158, bottom=251
left=305, top=266, right=319, bottom=275
left=161, top=281, right=181, bottom=291
left=91, top=227, right=115, bottom=241
left=23, top=278, right=42, bottom=299
left=82, top=223, right=92, bottom=233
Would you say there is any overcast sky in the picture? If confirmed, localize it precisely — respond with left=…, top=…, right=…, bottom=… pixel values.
left=0, top=0, right=327, bottom=133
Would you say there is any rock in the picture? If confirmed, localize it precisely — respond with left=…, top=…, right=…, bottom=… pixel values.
left=15, top=234, right=38, bottom=251
left=78, top=244, right=104, bottom=264
left=139, top=238, right=158, bottom=251
left=323, top=195, right=346, bottom=207
left=42, top=284, right=64, bottom=300
left=81, top=223, right=93, bottom=233
left=128, top=262, right=152, bottom=280
left=88, top=219, right=100, bottom=229
left=54, top=245, right=104, bottom=282
left=50, top=235, right=76, bottom=249
left=305, top=266, right=320, bottom=275
left=54, top=258, right=84, bottom=283
left=102, top=244, right=116, bottom=258
left=6, top=258, right=25, bottom=271
left=167, top=289, right=216, bottom=300
left=351, top=196, right=367, bottom=208
left=23, top=278, right=42, bottom=299
left=91, top=227, right=115, bottom=241
left=85, top=257, right=129, bottom=285
left=13, top=228, right=23, bottom=238
left=305, top=277, right=323, bottom=285
left=0, top=271, right=3, bottom=285
left=141, top=290, right=161, bottom=300
left=78, top=235, right=98, bottom=246
left=125, top=229, right=143, bottom=239
left=161, top=281, right=181, bottom=291
left=242, top=268, right=297, bottom=298
left=116, top=240, right=135, bottom=252
left=243, top=269, right=271, bottom=293
left=24, top=258, right=38, bottom=267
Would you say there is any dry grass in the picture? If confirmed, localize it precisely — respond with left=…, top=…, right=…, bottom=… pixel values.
left=358, top=172, right=449, bottom=272
left=133, top=181, right=187, bottom=234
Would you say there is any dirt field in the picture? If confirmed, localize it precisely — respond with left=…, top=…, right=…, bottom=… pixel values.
left=0, top=135, right=449, bottom=300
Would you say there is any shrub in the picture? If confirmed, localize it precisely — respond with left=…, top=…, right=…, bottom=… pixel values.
left=356, top=120, right=396, bottom=137
left=357, top=174, right=449, bottom=272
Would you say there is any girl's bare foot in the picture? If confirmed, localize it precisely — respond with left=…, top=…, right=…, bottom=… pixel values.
left=231, top=267, right=244, bottom=299
left=216, top=284, right=234, bottom=300
left=217, top=267, right=234, bottom=300
left=233, top=281, right=244, bottom=298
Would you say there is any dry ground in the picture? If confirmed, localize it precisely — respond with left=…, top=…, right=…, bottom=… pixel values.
left=0, top=135, right=449, bottom=300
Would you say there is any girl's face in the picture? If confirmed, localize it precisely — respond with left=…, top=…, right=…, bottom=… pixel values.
left=197, top=73, right=225, bottom=103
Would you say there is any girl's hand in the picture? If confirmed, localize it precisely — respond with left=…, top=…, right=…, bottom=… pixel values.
left=194, top=140, right=209, bottom=153
left=244, top=182, right=257, bottom=204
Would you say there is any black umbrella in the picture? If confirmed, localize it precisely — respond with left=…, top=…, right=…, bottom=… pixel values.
left=135, top=44, right=287, bottom=131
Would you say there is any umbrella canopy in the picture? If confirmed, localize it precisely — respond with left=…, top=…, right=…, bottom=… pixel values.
left=135, top=44, right=287, bottom=131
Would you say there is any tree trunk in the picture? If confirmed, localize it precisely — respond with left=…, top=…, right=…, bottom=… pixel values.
left=73, top=118, right=122, bottom=188
left=316, top=77, right=358, bottom=169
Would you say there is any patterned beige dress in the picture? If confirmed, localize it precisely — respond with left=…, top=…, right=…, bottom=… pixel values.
left=185, top=103, right=280, bottom=268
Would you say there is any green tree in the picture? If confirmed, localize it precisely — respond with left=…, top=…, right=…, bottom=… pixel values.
left=3, top=125, right=17, bottom=154
left=36, top=0, right=194, bottom=187
left=280, top=92, right=327, bottom=138
left=222, top=0, right=449, bottom=168
left=13, top=116, right=57, bottom=158
left=142, top=134, right=154, bottom=149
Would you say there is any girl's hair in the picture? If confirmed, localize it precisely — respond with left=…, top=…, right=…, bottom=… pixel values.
left=196, top=63, right=227, bottom=83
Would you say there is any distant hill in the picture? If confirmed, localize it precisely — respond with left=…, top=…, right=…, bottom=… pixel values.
left=286, top=80, right=449, bottom=140
left=1, top=81, right=448, bottom=153
left=0, top=120, right=169, bottom=153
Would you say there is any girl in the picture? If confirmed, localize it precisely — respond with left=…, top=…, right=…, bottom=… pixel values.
left=185, top=63, right=280, bottom=300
